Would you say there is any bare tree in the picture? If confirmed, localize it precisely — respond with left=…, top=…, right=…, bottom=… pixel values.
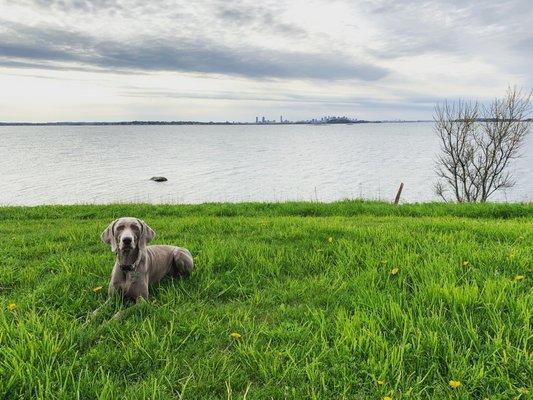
left=434, top=87, right=531, bottom=202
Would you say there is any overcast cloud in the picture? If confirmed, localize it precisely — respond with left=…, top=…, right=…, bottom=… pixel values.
left=0, top=0, right=531, bottom=121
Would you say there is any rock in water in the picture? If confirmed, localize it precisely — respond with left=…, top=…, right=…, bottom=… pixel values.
left=150, top=176, right=168, bottom=182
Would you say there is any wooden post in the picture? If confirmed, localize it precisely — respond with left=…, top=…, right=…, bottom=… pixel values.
left=394, top=182, right=404, bottom=204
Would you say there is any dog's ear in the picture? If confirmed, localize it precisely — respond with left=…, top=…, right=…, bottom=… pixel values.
left=101, top=219, right=118, bottom=252
left=138, top=219, right=155, bottom=247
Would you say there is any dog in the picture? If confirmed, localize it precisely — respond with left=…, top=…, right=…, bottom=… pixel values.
left=100, top=217, right=194, bottom=302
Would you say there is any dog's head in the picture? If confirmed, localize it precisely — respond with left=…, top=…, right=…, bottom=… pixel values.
left=101, top=217, right=155, bottom=253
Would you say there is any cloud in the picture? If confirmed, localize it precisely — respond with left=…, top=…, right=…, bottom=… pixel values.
left=216, top=4, right=309, bottom=39
left=94, top=41, right=388, bottom=80
left=121, top=87, right=438, bottom=114
left=0, top=23, right=388, bottom=80
left=14, top=0, right=123, bottom=12
left=513, top=35, right=533, bottom=54
left=361, top=0, right=533, bottom=60
left=0, top=42, right=77, bottom=62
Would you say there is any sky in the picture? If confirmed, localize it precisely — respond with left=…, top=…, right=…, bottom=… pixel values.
left=0, top=0, right=531, bottom=122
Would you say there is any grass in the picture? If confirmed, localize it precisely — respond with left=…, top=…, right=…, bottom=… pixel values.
left=0, top=200, right=531, bottom=399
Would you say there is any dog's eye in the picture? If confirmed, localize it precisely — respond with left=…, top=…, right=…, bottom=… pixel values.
left=132, top=225, right=140, bottom=232
left=116, top=225, right=125, bottom=231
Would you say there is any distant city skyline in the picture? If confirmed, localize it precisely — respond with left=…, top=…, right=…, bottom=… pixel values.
left=0, top=0, right=531, bottom=122
left=0, top=114, right=435, bottom=125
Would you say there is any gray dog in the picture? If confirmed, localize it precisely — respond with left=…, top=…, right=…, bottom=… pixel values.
left=100, top=217, right=194, bottom=302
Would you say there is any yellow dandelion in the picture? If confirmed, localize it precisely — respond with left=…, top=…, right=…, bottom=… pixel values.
left=92, top=286, right=103, bottom=293
left=514, top=275, right=525, bottom=281
left=384, top=396, right=392, bottom=400
left=449, top=380, right=461, bottom=389
left=390, top=268, right=399, bottom=275
left=462, top=261, right=469, bottom=266
left=377, top=380, right=385, bottom=385
left=7, top=303, right=16, bottom=311
left=230, top=332, right=242, bottom=339
left=328, top=237, right=333, bottom=243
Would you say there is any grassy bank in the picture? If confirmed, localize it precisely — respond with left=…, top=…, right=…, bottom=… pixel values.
left=1, top=201, right=531, bottom=399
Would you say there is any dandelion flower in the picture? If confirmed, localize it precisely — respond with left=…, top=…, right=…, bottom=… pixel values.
left=328, top=237, right=334, bottom=243
left=92, top=286, right=103, bottom=293
left=384, top=396, right=392, bottom=400
left=449, top=380, right=461, bottom=389
left=230, top=332, right=242, bottom=339
left=514, top=275, right=525, bottom=281
left=390, top=268, right=399, bottom=275
left=7, top=303, right=16, bottom=311
left=377, top=380, right=385, bottom=385
left=462, top=261, right=469, bottom=266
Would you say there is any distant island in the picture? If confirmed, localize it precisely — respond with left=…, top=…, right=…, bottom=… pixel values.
left=0, top=116, right=432, bottom=126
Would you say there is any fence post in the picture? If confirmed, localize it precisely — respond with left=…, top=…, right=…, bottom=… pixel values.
left=394, top=183, right=404, bottom=204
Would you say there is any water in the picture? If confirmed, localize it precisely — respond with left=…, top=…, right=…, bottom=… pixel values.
left=0, top=123, right=531, bottom=205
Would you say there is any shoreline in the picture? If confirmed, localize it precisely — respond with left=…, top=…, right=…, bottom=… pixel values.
left=1, top=200, right=531, bottom=219
left=0, top=120, right=431, bottom=126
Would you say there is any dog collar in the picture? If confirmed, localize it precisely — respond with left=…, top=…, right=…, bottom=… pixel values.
left=118, top=253, right=142, bottom=272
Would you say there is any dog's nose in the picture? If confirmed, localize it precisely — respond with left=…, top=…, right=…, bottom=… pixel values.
left=122, top=237, right=132, bottom=245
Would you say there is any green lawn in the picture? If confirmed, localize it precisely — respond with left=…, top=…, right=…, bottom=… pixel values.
left=0, top=201, right=531, bottom=399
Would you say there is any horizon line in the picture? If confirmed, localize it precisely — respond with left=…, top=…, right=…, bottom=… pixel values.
left=0, top=119, right=432, bottom=126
